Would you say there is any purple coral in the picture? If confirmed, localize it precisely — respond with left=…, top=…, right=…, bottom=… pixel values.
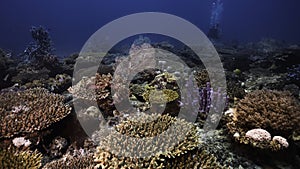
left=179, top=74, right=228, bottom=120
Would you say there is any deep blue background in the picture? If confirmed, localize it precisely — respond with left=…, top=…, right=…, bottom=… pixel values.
left=1, top=0, right=300, bottom=56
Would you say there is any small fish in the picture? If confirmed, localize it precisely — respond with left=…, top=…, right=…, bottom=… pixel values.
left=3, top=74, right=9, bottom=81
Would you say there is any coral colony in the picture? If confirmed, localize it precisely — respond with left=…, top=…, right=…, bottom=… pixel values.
left=22, top=26, right=54, bottom=63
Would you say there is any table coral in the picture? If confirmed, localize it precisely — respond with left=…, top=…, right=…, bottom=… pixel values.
left=93, top=113, right=200, bottom=168
left=0, top=88, right=72, bottom=138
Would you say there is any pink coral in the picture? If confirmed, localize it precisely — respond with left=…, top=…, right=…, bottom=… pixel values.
left=272, top=136, right=289, bottom=148
left=245, top=128, right=271, bottom=142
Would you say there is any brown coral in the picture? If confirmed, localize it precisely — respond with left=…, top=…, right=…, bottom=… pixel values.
left=43, top=152, right=94, bottom=169
left=0, top=88, right=72, bottom=138
left=194, top=69, right=210, bottom=88
left=93, top=113, right=200, bottom=168
left=68, top=73, right=112, bottom=101
left=68, top=73, right=114, bottom=117
left=0, top=147, right=43, bottom=169
left=227, top=90, right=300, bottom=150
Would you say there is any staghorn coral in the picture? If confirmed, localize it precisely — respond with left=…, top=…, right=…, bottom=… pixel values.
left=227, top=90, right=300, bottom=150
left=0, top=147, right=42, bottom=169
left=93, top=113, right=200, bottom=169
left=0, top=88, right=72, bottom=138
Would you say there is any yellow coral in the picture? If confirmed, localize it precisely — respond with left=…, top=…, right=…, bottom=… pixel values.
left=0, top=148, right=42, bottom=169
left=142, top=88, right=179, bottom=104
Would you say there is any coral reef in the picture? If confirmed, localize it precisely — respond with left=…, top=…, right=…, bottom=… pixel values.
left=227, top=90, right=300, bottom=150
left=0, top=88, right=72, bottom=138
left=0, top=147, right=42, bottom=169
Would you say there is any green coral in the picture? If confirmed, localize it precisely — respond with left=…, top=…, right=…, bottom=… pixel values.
left=142, top=88, right=179, bottom=104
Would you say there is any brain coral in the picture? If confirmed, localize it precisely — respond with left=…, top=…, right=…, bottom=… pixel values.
left=227, top=90, right=300, bottom=150
left=93, top=113, right=200, bottom=169
left=0, top=88, right=72, bottom=138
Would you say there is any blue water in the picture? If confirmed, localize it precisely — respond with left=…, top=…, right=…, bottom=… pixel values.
left=1, top=0, right=300, bottom=56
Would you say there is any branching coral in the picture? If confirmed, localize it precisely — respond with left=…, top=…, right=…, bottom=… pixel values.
left=43, top=150, right=94, bottom=169
left=0, top=147, right=42, bottom=169
left=93, top=113, right=200, bottom=168
left=227, top=90, right=300, bottom=150
left=0, top=88, right=72, bottom=138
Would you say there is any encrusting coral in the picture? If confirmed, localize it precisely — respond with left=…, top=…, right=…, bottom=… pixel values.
left=0, top=87, right=72, bottom=138
left=93, top=113, right=200, bottom=168
left=0, top=147, right=43, bottom=169
left=227, top=89, right=300, bottom=150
